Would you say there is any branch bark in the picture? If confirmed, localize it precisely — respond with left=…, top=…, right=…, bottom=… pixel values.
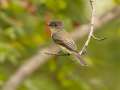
left=79, top=0, right=96, bottom=55
left=2, top=6, right=120, bottom=90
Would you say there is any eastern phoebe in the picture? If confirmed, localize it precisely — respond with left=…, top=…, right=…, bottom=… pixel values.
left=48, top=20, right=87, bottom=66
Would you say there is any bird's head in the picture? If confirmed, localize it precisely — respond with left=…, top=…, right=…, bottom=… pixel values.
left=48, top=20, right=64, bottom=31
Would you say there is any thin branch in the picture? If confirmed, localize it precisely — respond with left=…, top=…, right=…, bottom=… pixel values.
left=79, top=0, right=95, bottom=55
left=44, top=52, right=71, bottom=56
left=2, top=6, right=120, bottom=90
left=92, top=35, right=106, bottom=41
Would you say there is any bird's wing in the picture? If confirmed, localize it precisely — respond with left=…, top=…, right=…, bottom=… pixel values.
left=52, top=32, right=77, bottom=52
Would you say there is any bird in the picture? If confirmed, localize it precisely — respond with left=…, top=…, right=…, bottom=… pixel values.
left=48, top=20, right=87, bottom=66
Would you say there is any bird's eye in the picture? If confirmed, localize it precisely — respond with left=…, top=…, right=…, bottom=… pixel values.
left=48, top=22, right=59, bottom=28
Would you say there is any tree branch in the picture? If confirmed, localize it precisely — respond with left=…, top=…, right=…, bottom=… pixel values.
left=44, top=52, right=71, bottom=56
left=2, top=6, right=120, bottom=90
left=79, top=0, right=96, bottom=55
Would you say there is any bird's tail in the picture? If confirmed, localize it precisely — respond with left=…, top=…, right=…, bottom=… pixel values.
left=73, top=52, right=87, bottom=66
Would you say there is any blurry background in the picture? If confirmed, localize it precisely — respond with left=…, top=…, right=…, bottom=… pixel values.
left=0, top=0, right=120, bottom=90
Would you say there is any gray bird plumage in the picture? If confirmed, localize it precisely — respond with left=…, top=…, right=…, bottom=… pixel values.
left=52, top=30, right=78, bottom=53
left=48, top=20, right=87, bottom=66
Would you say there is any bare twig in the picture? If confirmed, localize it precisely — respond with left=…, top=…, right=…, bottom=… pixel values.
left=92, top=35, right=106, bottom=41
left=2, top=6, right=120, bottom=90
left=79, top=0, right=95, bottom=55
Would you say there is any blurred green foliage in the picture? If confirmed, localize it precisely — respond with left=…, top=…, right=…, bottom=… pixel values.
left=0, top=0, right=120, bottom=90
left=114, top=0, right=120, bottom=4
